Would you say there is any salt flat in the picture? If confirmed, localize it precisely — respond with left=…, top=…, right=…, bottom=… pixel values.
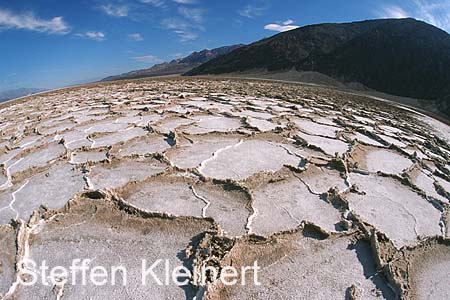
left=0, top=78, right=449, bottom=300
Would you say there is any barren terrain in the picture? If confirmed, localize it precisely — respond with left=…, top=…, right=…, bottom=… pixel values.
left=0, top=78, right=449, bottom=299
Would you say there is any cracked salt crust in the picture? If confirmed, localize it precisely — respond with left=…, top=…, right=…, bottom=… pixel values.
left=0, top=78, right=449, bottom=299
left=89, top=158, right=167, bottom=190
left=251, top=170, right=343, bottom=235
left=58, top=129, right=91, bottom=150
left=409, top=167, right=449, bottom=204
left=403, top=147, right=428, bottom=160
left=0, top=225, right=16, bottom=296
left=110, top=134, right=172, bottom=158
left=90, top=127, right=147, bottom=148
left=14, top=135, right=43, bottom=150
left=7, top=143, right=66, bottom=177
left=345, top=132, right=385, bottom=147
left=0, top=174, right=7, bottom=188
left=348, top=173, right=442, bottom=248
left=292, top=117, right=342, bottom=138
left=38, top=121, right=76, bottom=135
left=378, top=133, right=409, bottom=148
left=69, top=150, right=108, bottom=165
left=183, top=115, right=242, bottom=135
left=245, top=117, right=278, bottom=132
left=409, top=243, right=450, bottom=300
left=193, top=183, right=252, bottom=236
left=296, top=131, right=349, bottom=156
left=120, top=176, right=206, bottom=218
left=1, top=164, right=85, bottom=224
left=435, top=176, right=450, bottom=196
left=210, top=229, right=394, bottom=300
left=198, top=140, right=300, bottom=180
left=16, top=194, right=215, bottom=299
left=349, top=145, right=414, bottom=175
left=230, top=109, right=275, bottom=120
left=153, top=117, right=196, bottom=134
left=297, top=165, right=348, bottom=194
left=166, top=135, right=241, bottom=169
left=78, top=120, right=129, bottom=134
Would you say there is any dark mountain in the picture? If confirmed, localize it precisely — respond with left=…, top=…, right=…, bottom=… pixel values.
left=0, top=88, right=45, bottom=103
left=186, top=18, right=450, bottom=117
left=102, top=44, right=243, bottom=82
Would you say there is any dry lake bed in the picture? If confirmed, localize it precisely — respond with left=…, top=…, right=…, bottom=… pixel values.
left=0, top=78, right=449, bottom=299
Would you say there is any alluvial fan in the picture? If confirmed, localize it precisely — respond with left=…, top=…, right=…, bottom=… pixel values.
left=0, top=78, right=449, bottom=300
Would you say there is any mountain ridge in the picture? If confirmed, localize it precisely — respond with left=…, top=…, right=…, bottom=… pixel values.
left=186, top=18, right=450, bottom=117
left=101, top=44, right=243, bottom=82
left=0, top=88, right=46, bottom=103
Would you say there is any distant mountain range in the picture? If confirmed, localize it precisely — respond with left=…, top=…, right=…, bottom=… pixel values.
left=186, top=18, right=450, bottom=118
left=0, top=88, right=45, bottom=103
left=101, top=44, right=243, bottom=82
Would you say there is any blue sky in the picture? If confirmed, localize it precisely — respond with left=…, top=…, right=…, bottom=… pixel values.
left=0, top=0, right=449, bottom=91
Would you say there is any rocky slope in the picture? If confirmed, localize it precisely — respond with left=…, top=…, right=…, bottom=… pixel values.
left=186, top=18, right=450, bottom=118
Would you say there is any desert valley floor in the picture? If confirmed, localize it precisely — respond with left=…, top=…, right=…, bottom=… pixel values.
left=0, top=78, right=449, bottom=300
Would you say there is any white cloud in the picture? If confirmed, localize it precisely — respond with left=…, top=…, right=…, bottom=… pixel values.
left=264, top=24, right=300, bottom=32
left=178, top=7, right=205, bottom=23
left=264, top=19, right=300, bottom=32
left=128, top=33, right=143, bottom=41
left=132, top=55, right=162, bottom=64
left=161, top=17, right=201, bottom=42
left=412, top=0, right=450, bottom=31
left=176, top=30, right=198, bottom=42
left=161, top=18, right=190, bottom=30
left=238, top=4, right=268, bottom=18
left=173, top=0, right=197, bottom=4
left=140, top=0, right=166, bottom=8
left=138, top=1, right=206, bottom=42
left=100, top=4, right=129, bottom=17
left=378, top=5, right=409, bottom=19
left=377, top=1, right=450, bottom=31
left=0, top=9, right=70, bottom=34
left=76, top=31, right=106, bottom=41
